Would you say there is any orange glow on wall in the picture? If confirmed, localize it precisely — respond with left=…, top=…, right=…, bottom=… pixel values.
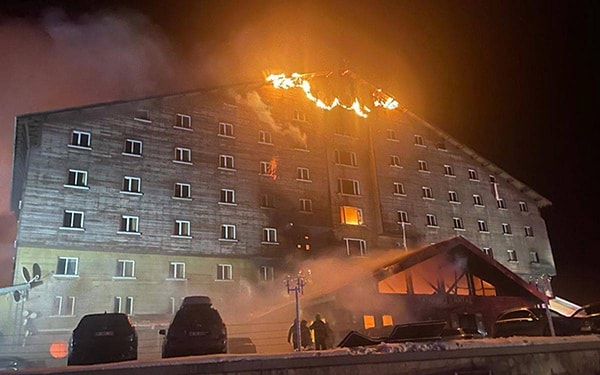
left=49, top=341, right=68, bottom=358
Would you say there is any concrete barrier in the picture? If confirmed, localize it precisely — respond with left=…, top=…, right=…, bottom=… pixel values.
left=13, top=335, right=600, bottom=375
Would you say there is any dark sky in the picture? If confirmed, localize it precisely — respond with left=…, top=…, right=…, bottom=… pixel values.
left=0, top=0, right=598, bottom=304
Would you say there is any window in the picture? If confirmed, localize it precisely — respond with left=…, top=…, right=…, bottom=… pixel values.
left=62, top=210, right=84, bottom=229
left=134, top=109, right=150, bottom=122
left=426, top=214, right=438, bottom=227
left=448, top=191, right=459, bottom=203
left=418, top=160, right=429, bottom=172
left=175, top=114, right=192, bottom=129
left=483, top=247, right=494, bottom=258
left=422, top=186, right=433, bottom=199
left=262, top=228, right=278, bottom=243
left=169, top=262, right=186, bottom=279
left=363, top=315, right=375, bottom=330
left=338, top=179, right=360, bottom=195
left=444, top=165, right=455, bottom=176
left=502, top=223, right=512, bottom=235
left=260, top=266, right=274, bottom=281
left=478, top=220, right=489, bottom=232
left=397, top=211, right=409, bottom=224
left=56, top=257, right=78, bottom=276
left=120, top=215, right=139, bottom=233
left=340, top=206, right=364, bottom=225
left=259, top=130, right=273, bottom=144
left=115, top=260, right=135, bottom=278
left=125, top=297, right=134, bottom=315
left=519, top=201, right=529, bottom=212
left=468, top=169, right=479, bottom=181
left=344, top=238, right=367, bottom=256
left=335, top=150, right=357, bottom=166
left=70, top=130, right=91, bottom=148
left=530, top=251, right=540, bottom=263
left=219, top=121, right=234, bottom=137
left=113, top=297, right=122, bottom=313
left=174, top=147, right=192, bottom=163
left=387, top=129, right=397, bottom=140
left=507, top=249, right=518, bottom=262
left=174, top=183, right=191, bottom=199
left=453, top=217, right=465, bottom=230
left=497, top=198, right=507, bottom=209
left=300, top=198, right=313, bottom=213
left=219, top=154, right=235, bottom=169
left=66, top=169, right=88, bottom=188
left=393, top=182, right=406, bottom=195
left=473, top=194, right=484, bottom=206
left=390, top=155, right=401, bottom=167
left=217, top=264, right=233, bottom=281
left=260, top=161, right=276, bottom=176
left=220, top=189, right=235, bottom=204
left=437, top=141, right=447, bottom=150
left=293, top=110, right=306, bottom=121
left=52, top=296, right=75, bottom=316
left=335, top=122, right=357, bottom=137
left=260, top=194, right=274, bottom=208
left=297, top=167, right=310, bottom=181
left=174, top=220, right=191, bottom=237
left=124, top=139, right=142, bottom=156
left=524, top=226, right=534, bottom=237
left=220, top=224, right=236, bottom=240
left=414, top=135, right=424, bottom=146
left=122, top=176, right=141, bottom=194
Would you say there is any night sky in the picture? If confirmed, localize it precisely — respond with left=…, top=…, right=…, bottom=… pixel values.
left=0, top=0, right=598, bottom=304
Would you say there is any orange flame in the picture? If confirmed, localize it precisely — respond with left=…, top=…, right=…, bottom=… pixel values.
left=269, top=157, right=278, bottom=180
left=266, top=72, right=399, bottom=117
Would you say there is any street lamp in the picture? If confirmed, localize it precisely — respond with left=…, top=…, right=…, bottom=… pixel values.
left=284, top=270, right=310, bottom=351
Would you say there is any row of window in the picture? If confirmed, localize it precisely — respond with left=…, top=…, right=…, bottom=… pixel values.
left=481, top=247, right=540, bottom=264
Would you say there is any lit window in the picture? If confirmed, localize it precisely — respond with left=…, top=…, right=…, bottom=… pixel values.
left=393, top=182, right=405, bottom=195
left=502, top=223, right=512, bottom=235
left=478, top=220, right=489, bottom=232
left=507, top=249, right=518, bottom=262
left=169, top=262, right=186, bottom=279
left=387, top=129, right=397, bottom=140
left=335, top=150, right=358, bottom=166
left=530, top=251, right=539, bottom=263
left=62, top=210, right=84, bottom=229
left=524, top=226, right=534, bottom=237
left=219, top=154, right=235, bottom=169
left=300, top=198, right=313, bottom=213
left=444, top=165, right=455, bottom=176
left=259, top=130, right=272, bottom=144
left=344, top=238, right=367, bottom=256
left=70, top=130, right=91, bottom=148
left=468, top=169, right=479, bottom=181
left=67, top=169, right=88, bottom=188
left=297, top=167, right=310, bottom=181
left=426, top=214, right=437, bottom=227
left=363, top=315, right=375, bottom=330
left=390, top=155, right=401, bottom=167
left=262, top=228, right=278, bottom=243
left=174, top=183, right=191, bottom=199
left=124, top=139, right=142, bottom=156
left=217, top=264, right=233, bottom=281
left=260, top=266, right=274, bottom=281
left=397, top=211, right=409, bottom=224
left=338, top=179, right=360, bottom=195
left=519, top=201, right=529, bottom=212
left=382, top=315, right=394, bottom=327
left=173, top=220, right=191, bottom=237
left=115, top=260, right=135, bottom=278
left=418, top=160, right=429, bottom=172
left=453, top=217, right=465, bottom=230
left=497, top=198, right=507, bottom=209
left=260, top=161, right=276, bottom=176
left=220, top=189, right=235, bottom=204
left=174, top=147, right=192, bottom=163
left=120, top=215, right=139, bottom=234
left=219, top=121, right=234, bottom=137
left=414, top=135, right=424, bottom=146
left=340, top=206, right=364, bottom=225
left=473, top=194, right=484, bottom=206
left=260, top=194, right=274, bottom=208
left=448, top=191, right=459, bottom=203
left=220, top=224, right=236, bottom=240
left=175, top=114, right=192, bottom=129
left=56, top=257, right=78, bottom=276
left=422, top=186, right=433, bottom=199
left=122, top=176, right=141, bottom=194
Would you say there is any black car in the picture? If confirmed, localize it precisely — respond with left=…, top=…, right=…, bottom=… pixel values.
left=67, top=312, right=138, bottom=366
left=160, top=296, right=227, bottom=358
left=571, top=302, right=600, bottom=334
left=491, top=307, right=578, bottom=337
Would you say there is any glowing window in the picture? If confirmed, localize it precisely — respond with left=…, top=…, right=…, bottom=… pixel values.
left=340, top=206, right=364, bottom=225
left=363, top=315, right=375, bottom=330
left=382, top=315, right=394, bottom=327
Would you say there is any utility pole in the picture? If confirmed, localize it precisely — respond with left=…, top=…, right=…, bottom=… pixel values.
left=285, top=270, right=309, bottom=351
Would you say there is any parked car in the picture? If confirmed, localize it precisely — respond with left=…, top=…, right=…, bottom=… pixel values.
left=67, top=312, right=138, bottom=366
left=160, top=296, right=227, bottom=358
left=491, top=307, right=578, bottom=337
left=571, top=302, right=600, bottom=334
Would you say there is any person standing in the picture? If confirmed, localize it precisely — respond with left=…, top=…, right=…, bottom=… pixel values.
left=300, top=319, right=313, bottom=350
left=309, top=313, right=329, bottom=350
left=287, top=319, right=300, bottom=350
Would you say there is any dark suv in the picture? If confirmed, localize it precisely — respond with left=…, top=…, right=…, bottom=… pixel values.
left=160, top=296, right=227, bottom=358
left=67, top=312, right=138, bottom=366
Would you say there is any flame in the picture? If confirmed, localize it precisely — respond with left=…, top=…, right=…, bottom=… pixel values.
left=269, top=157, right=278, bottom=180
left=265, top=72, right=399, bottom=118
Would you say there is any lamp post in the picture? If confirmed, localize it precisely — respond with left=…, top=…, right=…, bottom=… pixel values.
left=285, top=270, right=309, bottom=351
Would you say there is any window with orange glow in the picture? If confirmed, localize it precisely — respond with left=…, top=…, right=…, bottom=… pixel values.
left=473, top=275, right=496, bottom=296
left=363, top=315, right=375, bottom=329
left=340, top=206, right=363, bottom=225
left=382, top=315, right=394, bottom=327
